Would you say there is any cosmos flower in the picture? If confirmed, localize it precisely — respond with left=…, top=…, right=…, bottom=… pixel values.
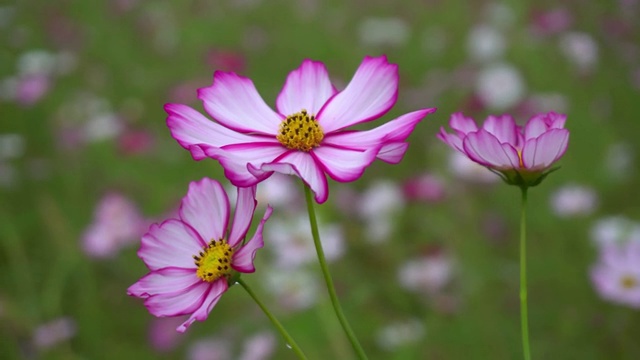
left=166, top=55, right=436, bottom=203
left=438, top=111, right=569, bottom=187
left=591, top=240, right=640, bottom=308
left=128, top=178, right=272, bottom=332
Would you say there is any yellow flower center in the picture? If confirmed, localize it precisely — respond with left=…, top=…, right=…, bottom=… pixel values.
left=276, top=109, right=324, bottom=152
left=193, top=239, right=235, bottom=282
left=621, top=275, right=637, bottom=289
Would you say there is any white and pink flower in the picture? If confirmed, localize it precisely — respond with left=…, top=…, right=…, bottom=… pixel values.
left=166, top=56, right=436, bottom=203
left=128, top=178, right=272, bottom=332
left=438, top=111, right=569, bottom=187
left=591, top=241, right=640, bottom=308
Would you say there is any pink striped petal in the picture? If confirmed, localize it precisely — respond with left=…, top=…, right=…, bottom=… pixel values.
left=521, top=129, right=569, bottom=169
left=377, top=142, right=409, bottom=164
left=128, top=267, right=200, bottom=298
left=232, top=206, right=272, bottom=273
left=436, top=128, right=464, bottom=152
left=228, top=186, right=257, bottom=247
left=144, top=281, right=209, bottom=318
left=462, top=130, right=520, bottom=169
left=523, top=114, right=550, bottom=140
left=449, top=112, right=478, bottom=135
left=177, top=279, right=228, bottom=333
left=317, top=56, right=398, bottom=133
left=179, top=178, right=229, bottom=243
left=165, top=103, right=264, bottom=161
left=276, top=59, right=337, bottom=116
left=323, top=109, right=435, bottom=150
left=198, top=72, right=283, bottom=135
left=202, top=143, right=287, bottom=187
left=253, top=151, right=328, bottom=203
left=139, top=220, right=203, bottom=271
left=311, top=146, right=378, bottom=182
left=482, top=114, right=518, bottom=145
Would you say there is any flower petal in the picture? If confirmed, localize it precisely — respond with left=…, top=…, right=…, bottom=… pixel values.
left=311, top=146, right=378, bottom=182
left=165, top=103, right=267, bottom=161
left=228, top=186, right=258, bottom=247
left=482, top=114, right=518, bottom=145
left=276, top=59, right=337, bottom=116
left=180, top=178, right=229, bottom=243
left=232, top=206, right=273, bottom=273
left=521, top=128, right=569, bottom=169
left=376, top=142, right=409, bottom=164
left=437, top=128, right=464, bottom=153
left=202, top=143, right=286, bottom=187
left=128, top=267, right=200, bottom=298
left=253, top=151, right=328, bottom=203
left=323, top=109, right=435, bottom=152
left=144, top=281, right=209, bottom=318
left=177, top=279, right=228, bottom=333
left=449, top=112, right=478, bottom=135
left=317, top=56, right=398, bottom=133
left=198, top=72, right=283, bottom=135
left=139, top=220, right=203, bottom=271
left=462, top=129, right=520, bottom=169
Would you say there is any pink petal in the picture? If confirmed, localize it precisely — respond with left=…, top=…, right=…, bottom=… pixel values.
left=144, top=281, right=209, bottom=318
left=177, top=279, right=228, bottom=333
left=128, top=267, right=200, bottom=298
left=232, top=206, right=273, bottom=273
left=139, top=220, right=203, bottom=271
left=180, top=178, right=229, bottom=243
left=276, top=59, right=337, bottom=116
left=449, top=112, right=478, bottom=135
left=317, top=56, right=398, bottom=133
left=253, top=151, right=328, bottom=203
left=323, top=109, right=435, bottom=152
left=311, top=146, right=378, bottom=182
left=482, top=114, right=518, bottom=145
left=165, top=103, right=265, bottom=161
left=198, top=71, right=283, bottom=135
left=521, top=129, right=569, bottom=169
left=228, top=186, right=257, bottom=247
left=436, top=128, right=464, bottom=152
left=523, top=114, right=550, bottom=140
left=202, top=143, right=287, bottom=187
left=462, top=129, right=520, bottom=169
left=376, top=142, right=409, bottom=164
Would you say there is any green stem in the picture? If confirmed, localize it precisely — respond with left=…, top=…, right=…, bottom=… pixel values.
left=237, top=278, right=308, bottom=360
left=303, top=184, right=368, bottom=360
left=519, top=187, right=531, bottom=360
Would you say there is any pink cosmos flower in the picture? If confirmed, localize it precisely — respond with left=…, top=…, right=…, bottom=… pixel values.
left=166, top=56, right=436, bottom=203
left=438, top=111, right=569, bottom=187
left=591, top=241, right=640, bottom=308
left=127, top=178, right=272, bottom=332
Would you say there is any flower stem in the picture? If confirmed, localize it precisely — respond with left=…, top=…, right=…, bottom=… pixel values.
left=303, top=184, right=368, bottom=360
left=237, top=278, right=308, bottom=360
left=519, top=186, right=531, bottom=360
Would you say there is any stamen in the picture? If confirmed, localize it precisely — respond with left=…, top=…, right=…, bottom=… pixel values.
left=621, top=275, right=637, bottom=289
left=277, top=109, right=324, bottom=151
left=194, top=239, right=235, bottom=282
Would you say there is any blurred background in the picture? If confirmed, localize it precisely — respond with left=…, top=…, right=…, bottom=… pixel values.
left=1, top=0, right=640, bottom=359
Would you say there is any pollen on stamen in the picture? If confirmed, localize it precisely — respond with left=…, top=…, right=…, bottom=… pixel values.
left=277, top=109, right=324, bottom=152
left=193, top=239, right=235, bottom=283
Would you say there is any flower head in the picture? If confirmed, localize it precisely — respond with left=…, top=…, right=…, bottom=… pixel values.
left=127, top=178, right=272, bottom=332
left=591, top=240, right=640, bottom=308
left=166, top=56, right=436, bottom=203
left=438, top=111, right=569, bottom=187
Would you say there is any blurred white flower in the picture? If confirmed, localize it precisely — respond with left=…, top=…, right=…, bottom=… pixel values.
left=559, top=32, right=599, bottom=74
left=188, top=337, right=231, bottom=360
left=550, top=184, right=598, bottom=217
left=0, top=133, right=25, bottom=160
left=358, top=17, right=410, bottom=47
left=376, top=318, right=425, bottom=351
left=238, top=332, right=276, bottom=360
left=17, top=50, right=57, bottom=76
left=256, top=173, right=299, bottom=209
left=358, top=180, right=405, bottom=243
left=33, top=317, right=77, bottom=350
left=604, top=142, right=635, bottom=180
left=264, top=269, right=320, bottom=312
left=476, top=63, right=526, bottom=110
left=448, top=151, right=498, bottom=184
left=590, top=216, right=640, bottom=248
left=398, top=253, right=454, bottom=295
left=467, top=24, right=505, bottom=62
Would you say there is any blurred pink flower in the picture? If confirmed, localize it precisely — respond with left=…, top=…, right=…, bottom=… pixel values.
left=438, top=111, right=569, bottom=187
left=148, top=317, right=186, bottom=352
left=15, top=74, right=50, bottom=106
left=529, top=8, right=573, bottom=36
left=591, top=241, right=640, bottom=308
left=205, top=49, right=246, bottom=73
left=33, top=317, right=77, bottom=350
left=549, top=183, right=598, bottom=217
left=238, top=332, right=276, bottom=360
left=398, top=251, right=454, bottom=295
left=82, top=192, right=147, bottom=258
left=128, top=178, right=272, bottom=332
left=166, top=56, right=436, bottom=203
left=117, top=127, right=156, bottom=155
left=188, top=337, right=232, bottom=360
left=402, top=173, right=446, bottom=202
